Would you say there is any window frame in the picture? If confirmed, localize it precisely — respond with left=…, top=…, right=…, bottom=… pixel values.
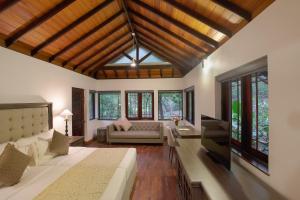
left=89, top=91, right=96, bottom=120
left=185, top=86, right=195, bottom=125
left=125, top=90, right=154, bottom=120
left=221, top=69, right=269, bottom=171
left=158, top=90, right=183, bottom=120
left=98, top=91, right=121, bottom=120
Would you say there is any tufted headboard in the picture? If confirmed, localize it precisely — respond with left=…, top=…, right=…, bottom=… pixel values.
left=0, top=103, right=53, bottom=143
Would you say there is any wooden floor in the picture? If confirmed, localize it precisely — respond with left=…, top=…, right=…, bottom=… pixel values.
left=86, top=141, right=179, bottom=200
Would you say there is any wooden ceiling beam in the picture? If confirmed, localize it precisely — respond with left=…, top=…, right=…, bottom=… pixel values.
left=121, top=0, right=138, bottom=46
left=135, top=25, right=202, bottom=61
left=138, top=51, right=152, bottom=63
left=130, top=0, right=218, bottom=48
left=82, top=39, right=132, bottom=73
left=74, top=32, right=130, bottom=70
left=5, top=0, right=76, bottom=47
left=211, top=0, right=252, bottom=21
left=62, top=22, right=128, bottom=66
left=163, top=0, right=232, bottom=37
left=140, top=40, right=187, bottom=75
left=100, top=65, right=172, bottom=71
left=0, top=0, right=20, bottom=13
left=31, top=0, right=114, bottom=56
left=130, top=10, right=208, bottom=54
left=90, top=43, right=132, bottom=76
left=122, top=52, right=133, bottom=60
left=49, top=10, right=123, bottom=62
left=138, top=33, right=192, bottom=68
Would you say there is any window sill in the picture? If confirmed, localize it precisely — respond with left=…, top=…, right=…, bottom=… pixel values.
left=232, top=148, right=269, bottom=175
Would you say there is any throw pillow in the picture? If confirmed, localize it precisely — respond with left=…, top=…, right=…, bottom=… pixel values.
left=119, top=118, right=132, bottom=131
left=113, top=120, right=122, bottom=131
left=49, top=130, right=69, bottom=156
left=0, top=143, right=31, bottom=186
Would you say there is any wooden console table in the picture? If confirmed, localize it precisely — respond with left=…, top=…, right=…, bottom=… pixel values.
left=173, top=126, right=201, bottom=138
left=175, top=139, right=286, bottom=200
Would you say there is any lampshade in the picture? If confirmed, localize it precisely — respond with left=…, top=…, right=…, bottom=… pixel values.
left=60, top=109, right=73, bottom=117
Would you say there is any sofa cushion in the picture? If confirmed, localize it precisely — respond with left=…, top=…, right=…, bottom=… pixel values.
left=130, top=122, right=160, bottom=131
left=110, top=131, right=160, bottom=139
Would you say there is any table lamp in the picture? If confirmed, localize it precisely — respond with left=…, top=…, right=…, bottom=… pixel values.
left=60, top=109, right=73, bottom=136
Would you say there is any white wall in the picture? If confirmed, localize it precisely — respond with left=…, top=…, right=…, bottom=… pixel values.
left=183, top=1, right=300, bottom=199
left=0, top=47, right=97, bottom=142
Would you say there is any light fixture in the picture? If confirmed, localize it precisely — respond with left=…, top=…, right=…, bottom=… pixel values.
left=60, top=109, right=73, bottom=136
left=130, top=58, right=137, bottom=67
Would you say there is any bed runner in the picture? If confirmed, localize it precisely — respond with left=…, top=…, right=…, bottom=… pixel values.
left=34, top=148, right=128, bottom=200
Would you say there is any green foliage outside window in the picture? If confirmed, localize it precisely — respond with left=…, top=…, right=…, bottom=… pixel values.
left=99, top=92, right=121, bottom=120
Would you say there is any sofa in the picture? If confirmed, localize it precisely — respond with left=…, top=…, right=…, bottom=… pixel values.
left=107, top=121, right=164, bottom=144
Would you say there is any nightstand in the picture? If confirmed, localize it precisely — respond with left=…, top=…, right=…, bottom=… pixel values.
left=69, top=136, right=84, bottom=147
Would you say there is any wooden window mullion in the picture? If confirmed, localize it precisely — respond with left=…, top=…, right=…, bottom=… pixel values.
left=241, top=75, right=253, bottom=154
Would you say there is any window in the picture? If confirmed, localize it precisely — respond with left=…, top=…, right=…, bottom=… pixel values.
left=126, top=91, right=154, bottom=120
left=89, top=91, right=96, bottom=120
left=185, top=87, right=195, bottom=124
left=221, top=70, right=269, bottom=169
left=98, top=91, right=121, bottom=120
left=158, top=91, right=183, bottom=120
left=231, top=79, right=242, bottom=144
left=251, top=72, right=269, bottom=155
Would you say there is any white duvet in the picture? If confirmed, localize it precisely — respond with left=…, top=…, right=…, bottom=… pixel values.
left=0, top=147, right=137, bottom=200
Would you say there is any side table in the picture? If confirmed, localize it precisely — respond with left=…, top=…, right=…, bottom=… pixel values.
left=97, top=127, right=107, bottom=143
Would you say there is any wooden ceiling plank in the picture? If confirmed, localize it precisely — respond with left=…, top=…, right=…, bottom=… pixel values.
left=211, top=0, right=252, bottom=21
left=31, top=0, right=114, bottom=56
left=140, top=40, right=186, bottom=75
left=62, top=22, right=128, bottom=66
left=5, top=0, right=76, bottom=47
left=74, top=32, right=129, bottom=70
left=138, top=51, right=152, bottom=63
left=130, top=0, right=218, bottom=48
left=0, top=0, right=20, bottom=13
left=163, top=0, right=232, bottom=37
left=49, top=10, right=123, bottom=62
left=103, top=70, right=107, bottom=78
left=90, top=43, right=132, bottom=76
left=135, top=25, right=201, bottom=60
left=82, top=39, right=132, bottom=73
left=137, top=31, right=196, bottom=67
left=138, top=33, right=192, bottom=68
left=130, top=10, right=208, bottom=54
left=172, top=68, right=174, bottom=78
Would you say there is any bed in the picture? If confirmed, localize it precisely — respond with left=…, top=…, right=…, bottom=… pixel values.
left=0, top=103, right=137, bottom=200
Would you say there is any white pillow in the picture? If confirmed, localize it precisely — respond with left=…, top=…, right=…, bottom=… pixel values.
left=36, top=134, right=56, bottom=165
left=119, top=118, right=132, bottom=131
left=15, top=138, right=39, bottom=166
left=39, top=129, right=54, bottom=141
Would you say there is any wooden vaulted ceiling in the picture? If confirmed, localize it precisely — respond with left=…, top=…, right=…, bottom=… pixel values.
left=0, top=0, right=274, bottom=79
